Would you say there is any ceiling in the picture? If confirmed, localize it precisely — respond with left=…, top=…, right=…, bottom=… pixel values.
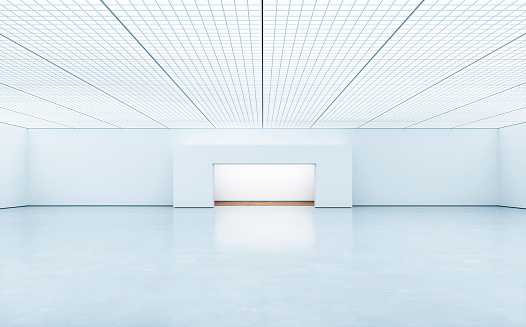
left=1, top=0, right=525, bottom=129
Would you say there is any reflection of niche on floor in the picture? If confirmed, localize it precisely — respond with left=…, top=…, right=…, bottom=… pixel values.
left=215, top=201, right=314, bottom=206
left=214, top=206, right=315, bottom=252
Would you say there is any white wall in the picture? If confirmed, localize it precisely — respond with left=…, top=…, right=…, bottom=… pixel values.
left=173, top=129, right=352, bottom=207
left=353, top=129, right=499, bottom=205
left=24, top=128, right=500, bottom=207
left=499, top=123, right=526, bottom=209
left=174, top=129, right=351, bottom=145
left=27, top=129, right=173, bottom=205
left=0, top=124, right=27, bottom=209
left=214, top=164, right=315, bottom=201
left=174, top=144, right=352, bottom=207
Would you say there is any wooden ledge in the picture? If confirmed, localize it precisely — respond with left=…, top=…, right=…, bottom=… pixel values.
left=214, top=201, right=314, bottom=206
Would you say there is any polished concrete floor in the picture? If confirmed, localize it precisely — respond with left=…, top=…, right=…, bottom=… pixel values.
left=0, top=205, right=525, bottom=327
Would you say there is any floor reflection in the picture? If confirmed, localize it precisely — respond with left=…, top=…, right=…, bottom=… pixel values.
left=214, top=206, right=315, bottom=252
left=1, top=206, right=525, bottom=326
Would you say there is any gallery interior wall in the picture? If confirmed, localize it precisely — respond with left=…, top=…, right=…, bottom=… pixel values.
left=499, top=123, right=526, bottom=209
left=5, top=127, right=504, bottom=207
left=173, top=130, right=352, bottom=207
left=353, top=129, right=499, bottom=205
left=0, top=124, right=27, bottom=209
left=26, top=129, right=173, bottom=205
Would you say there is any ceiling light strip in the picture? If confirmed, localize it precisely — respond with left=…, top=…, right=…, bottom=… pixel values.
left=261, top=0, right=264, bottom=128
left=99, top=0, right=215, bottom=128
left=295, top=0, right=399, bottom=126
left=232, top=1, right=257, bottom=126
left=266, top=0, right=279, bottom=127
left=0, top=82, right=119, bottom=128
left=116, top=1, right=221, bottom=124
left=0, top=106, right=72, bottom=128
left=357, top=30, right=526, bottom=128
left=201, top=0, right=248, bottom=127
left=0, top=33, right=159, bottom=129
left=277, top=0, right=319, bottom=127
left=274, top=0, right=306, bottom=128
left=454, top=105, right=526, bottom=129
left=406, top=81, right=526, bottom=128
left=284, top=0, right=333, bottom=127
left=309, top=0, right=425, bottom=128
left=159, top=1, right=236, bottom=125
left=324, top=2, right=458, bottom=124
left=220, top=0, right=253, bottom=127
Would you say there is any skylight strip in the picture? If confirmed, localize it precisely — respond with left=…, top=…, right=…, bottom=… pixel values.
left=282, top=0, right=333, bottom=127
left=44, top=1, right=205, bottom=124
left=323, top=4, right=459, bottom=123
left=272, top=1, right=319, bottom=127
left=0, top=105, right=71, bottom=128
left=0, top=81, right=120, bottom=127
left=280, top=0, right=355, bottom=128
left=273, top=1, right=305, bottom=128
left=0, top=32, right=165, bottom=128
left=100, top=0, right=214, bottom=128
left=327, top=1, right=525, bottom=124
left=153, top=2, right=236, bottom=124
left=265, top=0, right=280, bottom=127
left=356, top=29, right=526, bottom=128
left=180, top=0, right=248, bottom=126
left=202, top=0, right=249, bottom=126
left=454, top=105, right=526, bottom=128
left=297, top=8, right=407, bottom=125
left=233, top=0, right=257, bottom=126
left=309, top=0, right=425, bottom=128
left=220, top=0, right=253, bottom=127
left=292, top=2, right=402, bottom=126
left=108, top=1, right=228, bottom=123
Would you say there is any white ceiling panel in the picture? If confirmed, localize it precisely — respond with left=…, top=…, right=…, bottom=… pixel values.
left=0, top=0, right=525, bottom=129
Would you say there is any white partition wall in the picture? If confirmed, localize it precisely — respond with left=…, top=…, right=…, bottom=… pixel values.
left=173, top=145, right=352, bottom=207
left=17, top=128, right=506, bottom=207
left=0, top=124, right=27, bottom=209
left=499, top=124, right=526, bottom=209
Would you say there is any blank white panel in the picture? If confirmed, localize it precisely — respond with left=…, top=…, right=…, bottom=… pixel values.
left=214, top=164, right=315, bottom=201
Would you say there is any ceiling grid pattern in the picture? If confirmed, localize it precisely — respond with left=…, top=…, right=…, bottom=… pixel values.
left=0, top=0, right=525, bottom=129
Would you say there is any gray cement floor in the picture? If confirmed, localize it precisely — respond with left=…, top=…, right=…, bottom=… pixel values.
left=0, top=205, right=525, bottom=326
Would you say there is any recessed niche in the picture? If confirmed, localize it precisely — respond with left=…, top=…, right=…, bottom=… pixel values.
left=213, top=164, right=315, bottom=206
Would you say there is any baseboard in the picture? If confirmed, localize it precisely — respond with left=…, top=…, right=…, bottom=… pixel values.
left=353, top=204, right=501, bottom=207
left=25, top=204, right=173, bottom=207
left=0, top=205, right=27, bottom=210
left=499, top=205, right=526, bottom=210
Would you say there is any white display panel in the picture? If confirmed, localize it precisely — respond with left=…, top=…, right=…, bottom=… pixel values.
left=214, top=164, right=315, bottom=202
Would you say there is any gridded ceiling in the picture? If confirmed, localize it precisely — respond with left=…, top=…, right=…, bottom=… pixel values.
left=1, top=0, right=525, bottom=129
